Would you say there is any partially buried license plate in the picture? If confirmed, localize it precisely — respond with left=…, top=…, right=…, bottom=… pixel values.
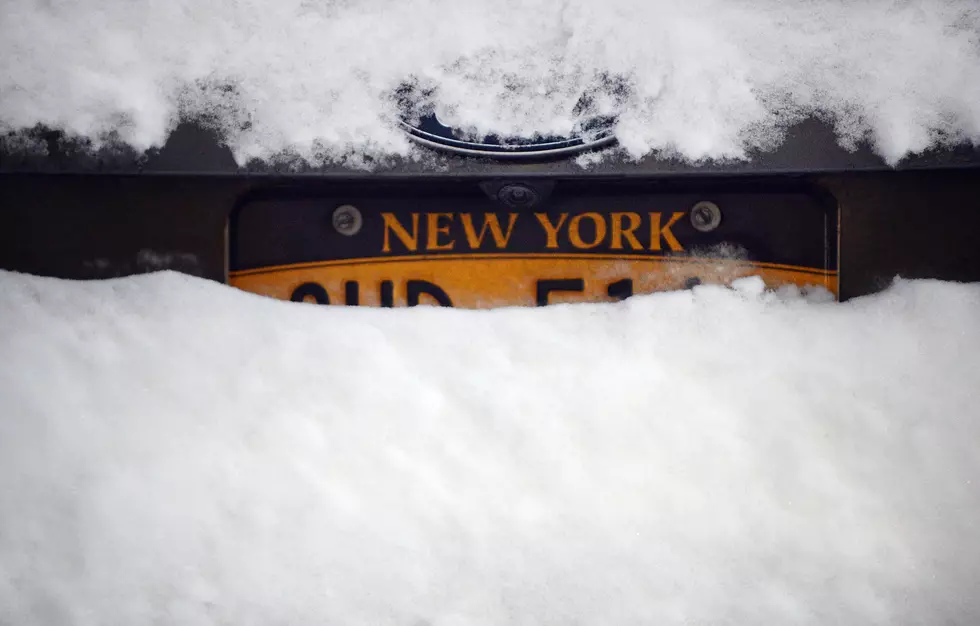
left=228, top=181, right=838, bottom=307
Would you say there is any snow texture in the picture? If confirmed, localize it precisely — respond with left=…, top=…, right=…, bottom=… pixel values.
left=1, top=0, right=979, bottom=166
left=1, top=270, right=979, bottom=625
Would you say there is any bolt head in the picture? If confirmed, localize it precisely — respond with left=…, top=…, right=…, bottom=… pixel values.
left=332, top=205, right=363, bottom=236
left=690, top=201, right=722, bottom=232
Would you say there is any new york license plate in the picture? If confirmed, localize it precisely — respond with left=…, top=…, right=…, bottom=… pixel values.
left=228, top=181, right=838, bottom=307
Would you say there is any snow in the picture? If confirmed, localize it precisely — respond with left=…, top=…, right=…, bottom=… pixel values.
left=1, top=270, right=979, bottom=625
left=1, top=0, right=979, bottom=166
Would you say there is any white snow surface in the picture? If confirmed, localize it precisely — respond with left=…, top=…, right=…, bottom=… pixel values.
left=2, top=270, right=980, bottom=625
left=2, top=0, right=980, bottom=166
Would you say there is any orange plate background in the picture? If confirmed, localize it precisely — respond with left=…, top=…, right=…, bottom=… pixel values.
left=229, top=254, right=838, bottom=307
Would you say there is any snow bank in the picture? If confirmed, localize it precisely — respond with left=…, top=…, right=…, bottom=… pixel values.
left=1, top=0, right=979, bottom=166
left=1, top=270, right=979, bottom=625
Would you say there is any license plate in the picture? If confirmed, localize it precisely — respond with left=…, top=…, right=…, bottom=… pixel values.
left=228, top=181, right=838, bottom=307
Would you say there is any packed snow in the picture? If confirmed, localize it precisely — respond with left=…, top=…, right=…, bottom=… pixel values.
left=1, top=0, right=979, bottom=166
left=1, top=270, right=979, bottom=625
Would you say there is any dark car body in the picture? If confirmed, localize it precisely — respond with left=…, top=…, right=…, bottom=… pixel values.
left=2, top=117, right=979, bottom=301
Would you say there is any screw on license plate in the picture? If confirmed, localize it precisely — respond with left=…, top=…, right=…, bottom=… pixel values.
left=332, top=205, right=363, bottom=236
left=690, top=201, right=722, bottom=232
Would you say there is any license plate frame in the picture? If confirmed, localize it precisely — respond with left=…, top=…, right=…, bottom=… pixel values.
left=228, top=179, right=838, bottom=307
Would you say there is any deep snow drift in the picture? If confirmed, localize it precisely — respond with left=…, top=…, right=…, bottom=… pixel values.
left=1, top=270, right=979, bottom=625
left=1, top=0, right=979, bottom=165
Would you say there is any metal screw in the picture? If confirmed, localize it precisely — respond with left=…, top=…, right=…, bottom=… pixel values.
left=332, top=205, right=362, bottom=236
left=690, top=201, right=722, bottom=232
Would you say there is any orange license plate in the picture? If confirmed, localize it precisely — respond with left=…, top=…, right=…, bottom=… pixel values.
left=228, top=181, right=838, bottom=307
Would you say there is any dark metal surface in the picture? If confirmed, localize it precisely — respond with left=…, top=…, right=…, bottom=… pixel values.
left=2, top=168, right=978, bottom=300
left=3, top=118, right=980, bottom=177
